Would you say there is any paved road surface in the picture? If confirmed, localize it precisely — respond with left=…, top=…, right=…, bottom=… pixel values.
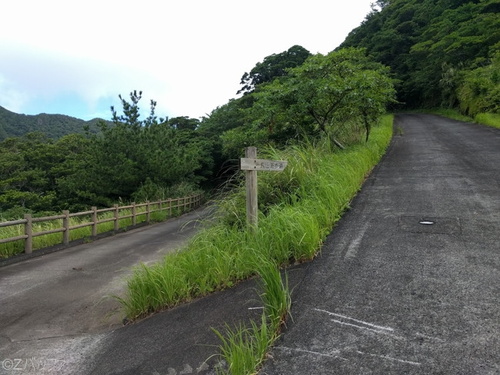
left=0, top=207, right=212, bottom=374
left=1, top=114, right=499, bottom=374
left=262, top=114, right=500, bottom=374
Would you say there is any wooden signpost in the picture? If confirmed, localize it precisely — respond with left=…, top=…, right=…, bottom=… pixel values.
left=240, top=147, right=288, bottom=230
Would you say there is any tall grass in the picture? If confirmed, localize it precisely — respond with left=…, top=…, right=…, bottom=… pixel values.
left=474, top=113, right=500, bottom=129
left=118, top=115, right=393, bottom=373
left=212, top=315, right=273, bottom=375
left=119, top=115, right=393, bottom=318
left=213, top=260, right=291, bottom=375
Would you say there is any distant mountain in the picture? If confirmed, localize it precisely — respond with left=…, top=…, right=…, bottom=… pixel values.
left=0, top=106, right=108, bottom=141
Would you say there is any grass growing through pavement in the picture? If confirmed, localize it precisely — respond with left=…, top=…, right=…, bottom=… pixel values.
left=118, top=115, right=393, bottom=373
left=212, top=315, right=273, bottom=375
left=212, top=261, right=290, bottom=375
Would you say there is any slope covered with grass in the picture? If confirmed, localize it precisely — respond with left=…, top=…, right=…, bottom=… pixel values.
left=118, top=115, right=394, bottom=319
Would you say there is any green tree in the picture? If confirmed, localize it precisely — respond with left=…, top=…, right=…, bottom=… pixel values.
left=340, top=0, right=500, bottom=110
left=238, top=45, right=311, bottom=95
left=60, top=92, right=212, bottom=207
left=0, top=133, right=63, bottom=214
left=456, top=52, right=500, bottom=115
left=253, top=48, right=396, bottom=147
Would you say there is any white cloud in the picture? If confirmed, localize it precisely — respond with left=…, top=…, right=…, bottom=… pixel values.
left=0, top=0, right=373, bottom=120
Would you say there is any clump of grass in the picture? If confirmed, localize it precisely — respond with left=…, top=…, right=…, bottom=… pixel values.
left=256, top=261, right=291, bottom=332
left=474, top=112, right=500, bottom=129
left=212, top=314, right=273, bottom=375
left=119, top=115, right=393, bottom=319
left=213, top=258, right=291, bottom=375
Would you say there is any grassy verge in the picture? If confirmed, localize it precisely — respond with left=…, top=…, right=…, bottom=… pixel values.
left=118, top=115, right=394, bottom=372
left=474, top=113, right=500, bottom=129
left=424, top=108, right=474, bottom=122
left=419, top=108, right=500, bottom=129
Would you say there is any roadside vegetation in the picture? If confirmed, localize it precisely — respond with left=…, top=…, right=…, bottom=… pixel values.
left=417, top=108, right=500, bottom=129
left=341, top=0, right=499, bottom=119
left=118, top=116, right=393, bottom=373
left=473, top=113, right=500, bottom=129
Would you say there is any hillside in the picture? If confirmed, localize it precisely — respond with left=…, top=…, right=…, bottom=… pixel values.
left=0, top=106, right=104, bottom=140
left=340, top=0, right=500, bottom=114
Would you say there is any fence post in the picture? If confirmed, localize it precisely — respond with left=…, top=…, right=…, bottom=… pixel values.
left=132, top=202, right=137, bottom=226
left=146, top=201, right=151, bottom=223
left=114, top=205, right=119, bottom=231
left=168, top=199, right=172, bottom=217
left=63, top=210, right=70, bottom=245
left=92, top=207, right=97, bottom=237
left=24, top=214, right=33, bottom=254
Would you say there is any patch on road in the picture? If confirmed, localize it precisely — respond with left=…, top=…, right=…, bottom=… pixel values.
left=398, top=216, right=461, bottom=235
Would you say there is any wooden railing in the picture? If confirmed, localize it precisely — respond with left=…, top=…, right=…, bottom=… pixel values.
left=0, top=193, right=203, bottom=255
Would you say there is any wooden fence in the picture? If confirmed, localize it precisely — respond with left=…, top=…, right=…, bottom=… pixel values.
left=0, top=193, right=203, bottom=255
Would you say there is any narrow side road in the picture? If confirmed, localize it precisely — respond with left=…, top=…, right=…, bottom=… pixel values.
left=261, top=114, right=500, bottom=374
left=0, top=207, right=210, bottom=374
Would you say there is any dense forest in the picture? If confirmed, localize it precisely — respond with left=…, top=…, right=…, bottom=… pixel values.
left=341, top=0, right=499, bottom=115
left=0, top=106, right=104, bottom=141
left=1, top=0, right=497, bottom=219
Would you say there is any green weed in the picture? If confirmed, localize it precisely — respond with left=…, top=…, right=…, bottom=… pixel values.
left=474, top=113, right=500, bottom=129
left=119, top=115, right=393, bottom=319
left=212, top=314, right=272, bottom=375
left=116, top=115, right=393, bottom=373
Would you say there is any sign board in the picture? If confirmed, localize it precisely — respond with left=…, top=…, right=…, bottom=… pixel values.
left=241, top=147, right=288, bottom=230
left=240, top=158, right=288, bottom=172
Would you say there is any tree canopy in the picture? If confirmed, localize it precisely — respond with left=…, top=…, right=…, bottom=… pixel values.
left=1, top=45, right=397, bottom=218
left=340, top=0, right=500, bottom=113
left=202, top=47, right=395, bottom=159
left=237, top=45, right=312, bottom=95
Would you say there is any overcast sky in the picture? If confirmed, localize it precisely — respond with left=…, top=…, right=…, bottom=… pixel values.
left=0, top=1, right=374, bottom=121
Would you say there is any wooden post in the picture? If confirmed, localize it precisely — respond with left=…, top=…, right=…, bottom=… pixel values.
left=241, top=147, right=287, bottom=231
left=245, top=147, right=258, bottom=230
left=146, top=201, right=151, bottom=223
left=63, top=210, right=70, bottom=245
left=92, top=207, right=97, bottom=237
left=132, top=202, right=137, bottom=226
left=24, top=214, right=33, bottom=254
left=114, top=205, right=119, bottom=231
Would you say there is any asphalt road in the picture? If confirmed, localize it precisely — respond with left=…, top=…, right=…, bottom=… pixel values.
left=261, top=114, right=500, bottom=374
left=1, top=114, right=499, bottom=375
left=0, top=207, right=213, bottom=374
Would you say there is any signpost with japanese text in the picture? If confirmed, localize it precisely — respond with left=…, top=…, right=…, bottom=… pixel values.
left=240, top=147, right=288, bottom=230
